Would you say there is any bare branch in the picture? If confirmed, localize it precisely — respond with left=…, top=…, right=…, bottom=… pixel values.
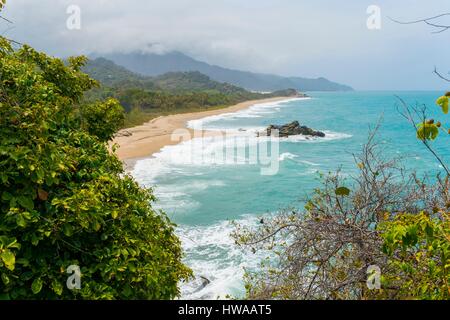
left=395, top=95, right=450, bottom=176
left=0, top=14, right=21, bottom=45
left=0, top=16, right=12, bottom=24
left=434, top=66, right=450, bottom=83
left=389, top=13, right=450, bottom=33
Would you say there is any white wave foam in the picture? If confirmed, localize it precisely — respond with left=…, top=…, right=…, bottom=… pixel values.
left=187, top=97, right=310, bottom=131
left=178, top=216, right=264, bottom=299
left=283, top=130, right=352, bottom=143
left=322, top=130, right=353, bottom=140
left=298, top=160, right=321, bottom=166
left=132, top=129, right=351, bottom=189
left=278, top=153, right=324, bottom=165
left=278, top=152, right=298, bottom=161
left=297, top=168, right=320, bottom=176
left=156, top=194, right=200, bottom=213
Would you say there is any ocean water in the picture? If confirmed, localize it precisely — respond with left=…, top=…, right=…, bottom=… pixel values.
left=131, top=91, right=449, bottom=299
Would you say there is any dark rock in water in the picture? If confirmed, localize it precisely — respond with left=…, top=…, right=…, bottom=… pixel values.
left=191, top=275, right=211, bottom=294
left=200, top=276, right=211, bottom=288
left=260, top=121, right=325, bottom=138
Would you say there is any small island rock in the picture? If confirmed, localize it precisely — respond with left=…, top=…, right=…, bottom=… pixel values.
left=260, top=121, right=325, bottom=138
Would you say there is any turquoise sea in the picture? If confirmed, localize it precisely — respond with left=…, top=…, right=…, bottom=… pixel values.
left=131, top=91, right=449, bottom=299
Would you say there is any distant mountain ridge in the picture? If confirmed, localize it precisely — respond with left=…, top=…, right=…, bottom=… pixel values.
left=83, top=57, right=260, bottom=95
left=94, top=51, right=353, bottom=92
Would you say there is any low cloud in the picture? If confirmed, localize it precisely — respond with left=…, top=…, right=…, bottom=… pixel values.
left=2, top=0, right=450, bottom=90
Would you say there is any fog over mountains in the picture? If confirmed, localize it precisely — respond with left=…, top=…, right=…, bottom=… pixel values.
left=94, top=51, right=353, bottom=92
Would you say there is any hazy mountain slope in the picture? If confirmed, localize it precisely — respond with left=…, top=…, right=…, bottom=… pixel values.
left=82, top=57, right=146, bottom=87
left=152, top=71, right=249, bottom=94
left=98, top=51, right=353, bottom=92
left=83, top=58, right=257, bottom=95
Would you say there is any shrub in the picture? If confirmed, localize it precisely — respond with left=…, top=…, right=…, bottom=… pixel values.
left=377, top=211, right=449, bottom=299
left=0, top=37, right=191, bottom=299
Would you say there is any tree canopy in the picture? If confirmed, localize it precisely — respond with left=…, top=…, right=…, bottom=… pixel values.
left=0, top=37, right=191, bottom=299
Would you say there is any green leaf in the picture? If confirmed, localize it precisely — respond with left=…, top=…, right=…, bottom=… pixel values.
left=0, top=236, right=20, bottom=249
left=1, top=273, right=10, bottom=285
left=0, top=293, right=10, bottom=300
left=425, top=224, right=434, bottom=239
left=51, top=280, right=63, bottom=296
left=17, top=196, right=34, bottom=211
left=62, top=224, right=73, bottom=237
left=93, top=221, right=101, bottom=231
left=405, top=225, right=418, bottom=246
left=0, top=250, right=15, bottom=271
left=417, top=123, right=439, bottom=141
left=436, top=96, right=449, bottom=114
left=16, top=258, right=29, bottom=267
left=1, top=192, right=12, bottom=201
left=335, top=186, right=351, bottom=196
left=31, top=278, right=43, bottom=294
left=16, top=214, right=27, bottom=228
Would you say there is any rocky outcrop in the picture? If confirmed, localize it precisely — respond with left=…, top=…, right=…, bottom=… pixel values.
left=190, top=275, right=211, bottom=295
left=259, top=121, right=325, bottom=138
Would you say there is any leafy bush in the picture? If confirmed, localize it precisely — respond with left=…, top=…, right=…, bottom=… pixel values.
left=79, top=98, right=124, bottom=141
left=377, top=212, right=449, bottom=299
left=0, top=37, right=191, bottom=299
left=375, top=91, right=450, bottom=299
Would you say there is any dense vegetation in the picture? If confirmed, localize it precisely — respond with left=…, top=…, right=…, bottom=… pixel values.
left=83, top=57, right=252, bottom=94
left=0, top=37, right=191, bottom=299
left=83, top=57, right=299, bottom=127
left=233, top=93, right=450, bottom=300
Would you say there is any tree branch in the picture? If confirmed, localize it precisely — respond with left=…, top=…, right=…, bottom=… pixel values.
left=434, top=66, right=450, bottom=83
left=389, top=13, right=450, bottom=33
left=0, top=16, right=12, bottom=24
left=396, top=95, right=450, bottom=176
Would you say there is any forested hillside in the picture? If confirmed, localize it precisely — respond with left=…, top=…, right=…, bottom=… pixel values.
left=82, top=57, right=300, bottom=127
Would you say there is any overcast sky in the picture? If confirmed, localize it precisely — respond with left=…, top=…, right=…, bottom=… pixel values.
left=2, top=0, right=450, bottom=90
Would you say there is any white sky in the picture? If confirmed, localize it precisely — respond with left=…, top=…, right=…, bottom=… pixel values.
left=2, top=0, right=450, bottom=90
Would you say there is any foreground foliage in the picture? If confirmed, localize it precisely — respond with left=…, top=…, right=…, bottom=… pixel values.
left=0, top=37, right=191, bottom=299
left=378, top=211, right=449, bottom=299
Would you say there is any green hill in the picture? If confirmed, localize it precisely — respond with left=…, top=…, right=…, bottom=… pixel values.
left=83, top=58, right=255, bottom=95
left=152, top=71, right=248, bottom=94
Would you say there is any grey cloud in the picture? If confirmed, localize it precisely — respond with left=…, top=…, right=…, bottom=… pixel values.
left=2, top=0, right=450, bottom=90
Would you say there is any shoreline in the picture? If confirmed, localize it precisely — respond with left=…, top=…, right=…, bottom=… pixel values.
left=111, top=96, right=297, bottom=170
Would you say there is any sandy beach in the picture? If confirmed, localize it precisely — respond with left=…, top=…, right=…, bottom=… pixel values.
left=111, top=96, right=293, bottom=168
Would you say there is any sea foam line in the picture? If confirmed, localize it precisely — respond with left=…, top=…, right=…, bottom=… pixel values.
left=187, top=97, right=311, bottom=131
left=177, top=215, right=266, bottom=299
